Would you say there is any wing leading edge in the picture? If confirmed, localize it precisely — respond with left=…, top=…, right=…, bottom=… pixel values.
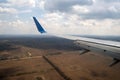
left=33, top=17, right=120, bottom=67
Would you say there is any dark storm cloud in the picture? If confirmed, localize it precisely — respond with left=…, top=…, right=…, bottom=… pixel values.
left=44, top=0, right=93, bottom=12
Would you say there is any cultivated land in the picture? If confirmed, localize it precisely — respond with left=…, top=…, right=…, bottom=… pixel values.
left=0, top=35, right=120, bottom=80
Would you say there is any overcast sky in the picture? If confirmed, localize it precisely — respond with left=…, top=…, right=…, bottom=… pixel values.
left=0, top=0, right=120, bottom=35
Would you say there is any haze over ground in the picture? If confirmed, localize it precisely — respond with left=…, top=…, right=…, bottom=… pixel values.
left=0, top=36, right=120, bottom=80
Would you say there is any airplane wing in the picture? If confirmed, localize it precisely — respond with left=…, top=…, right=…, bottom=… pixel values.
left=33, top=17, right=120, bottom=66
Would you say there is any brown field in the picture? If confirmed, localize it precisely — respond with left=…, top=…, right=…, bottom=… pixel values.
left=0, top=36, right=120, bottom=80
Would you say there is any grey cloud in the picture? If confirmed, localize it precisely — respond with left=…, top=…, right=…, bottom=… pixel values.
left=81, top=11, right=120, bottom=19
left=44, top=0, right=120, bottom=19
left=0, top=0, right=7, bottom=3
left=44, top=0, right=93, bottom=12
left=101, top=0, right=120, bottom=3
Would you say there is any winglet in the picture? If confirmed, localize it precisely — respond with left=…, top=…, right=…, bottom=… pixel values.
left=33, top=17, right=46, bottom=33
